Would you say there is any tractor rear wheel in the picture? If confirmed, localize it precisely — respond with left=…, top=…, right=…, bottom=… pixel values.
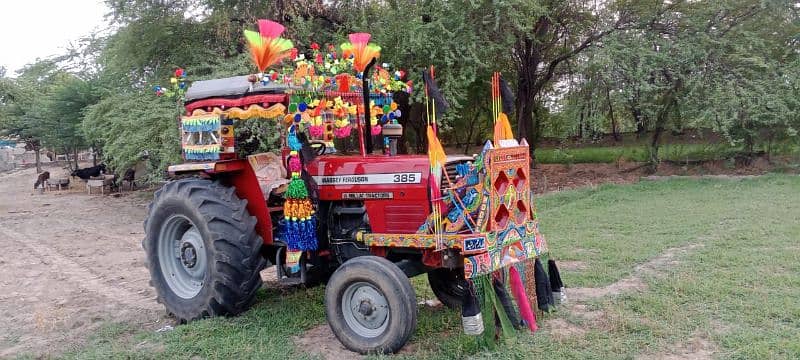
left=325, top=256, right=417, bottom=354
left=427, top=268, right=467, bottom=309
left=143, top=178, right=266, bottom=322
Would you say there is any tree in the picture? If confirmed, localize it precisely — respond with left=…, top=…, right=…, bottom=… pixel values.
left=0, top=60, right=61, bottom=172
left=682, top=0, right=800, bottom=161
left=39, top=75, right=101, bottom=169
left=490, top=0, right=633, bottom=156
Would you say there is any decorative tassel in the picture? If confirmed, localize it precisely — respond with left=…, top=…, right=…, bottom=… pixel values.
left=548, top=259, right=567, bottom=305
left=534, top=258, right=555, bottom=312
left=509, top=266, right=538, bottom=332
left=340, top=33, right=382, bottom=72
left=183, top=145, right=220, bottom=160
left=286, top=178, right=309, bottom=198
left=493, top=273, right=522, bottom=330
left=243, top=20, right=293, bottom=73
left=181, top=115, right=220, bottom=132
left=288, top=133, right=303, bottom=150
left=282, top=125, right=318, bottom=251
left=523, top=259, right=539, bottom=311
left=461, top=280, right=484, bottom=335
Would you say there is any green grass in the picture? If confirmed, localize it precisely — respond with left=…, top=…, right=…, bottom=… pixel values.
left=56, top=175, right=800, bottom=359
left=535, top=143, right=800, bottom=164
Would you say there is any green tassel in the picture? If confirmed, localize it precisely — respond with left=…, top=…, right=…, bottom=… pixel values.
left=475, top=271, right=518, bottom=347
left=286, top=178, right=309, bottom=199
left=475, top=275, right=497, bottom=349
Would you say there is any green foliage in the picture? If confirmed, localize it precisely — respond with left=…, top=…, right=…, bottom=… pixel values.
left=83, top=92, right=182, bottom=177
left=38, top=75, right=101, bottom=153
left=562, top=0, right=800, bottom=166
left=2, top=0, right=799, bottom=178
left=0, top=60, right=62, bottom=152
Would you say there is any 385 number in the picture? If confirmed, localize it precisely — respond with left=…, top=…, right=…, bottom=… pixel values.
left=393, top=173, right=417, bottom=183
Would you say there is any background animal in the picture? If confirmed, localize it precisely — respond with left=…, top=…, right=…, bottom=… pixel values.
left=71, top=164, right=106, bottom=180
left=122, top=168, right=136, bottom=190
left=34, top=171, right=50, bottom=189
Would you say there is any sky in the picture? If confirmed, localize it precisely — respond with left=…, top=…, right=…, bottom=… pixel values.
left=0, top=0, right=109, bottom=75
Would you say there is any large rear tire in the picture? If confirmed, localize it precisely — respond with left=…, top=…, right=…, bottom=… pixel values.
left=325, top=256, right=417, bottom=354
left=143, top=178, right=266, bottom=322
left=427, top=268, right=467, bottom=309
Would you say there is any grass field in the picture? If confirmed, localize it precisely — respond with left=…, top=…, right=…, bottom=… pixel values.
left=535, top=143, right=800, bottom=164
left=57, top=175, right=800, bottom=360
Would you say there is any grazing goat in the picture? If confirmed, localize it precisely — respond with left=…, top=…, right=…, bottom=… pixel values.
left=71, top=164, right=106, bottom=180
left=122, top=168, right=136, bottom=190
left=34, top=171, right=50, bottom=189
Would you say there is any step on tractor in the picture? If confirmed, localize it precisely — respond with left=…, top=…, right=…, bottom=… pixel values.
left=144, top=20, right=555, bottom=354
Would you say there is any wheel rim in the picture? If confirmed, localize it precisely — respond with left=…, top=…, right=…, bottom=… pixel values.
left=157, top=214, right=207, bottom=299
left=341, top=282, right=390, bottom=338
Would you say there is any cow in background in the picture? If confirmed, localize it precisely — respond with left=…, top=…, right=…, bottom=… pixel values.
left=71, top=164, right=106, bottom=180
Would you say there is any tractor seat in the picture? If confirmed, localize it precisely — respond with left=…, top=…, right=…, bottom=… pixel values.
left=247, top=152, right=290, bottom=197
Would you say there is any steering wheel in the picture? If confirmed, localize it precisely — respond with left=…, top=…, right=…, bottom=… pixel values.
left=308, top=140, right=328, bottom=156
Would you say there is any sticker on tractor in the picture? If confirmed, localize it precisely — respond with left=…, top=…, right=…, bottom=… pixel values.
left=342, top=192, right=394, bottom=200
left=462, top=236, right=487, bottom=253
left=313, top=172, right=422, bottom=185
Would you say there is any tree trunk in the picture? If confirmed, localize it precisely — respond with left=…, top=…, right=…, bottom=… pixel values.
left=606, top=87, right=620, bottom=141
left=393, top=91, right=411, bottom=155
left=632, top=107, right=646, bottom=137
left=463, top=113, right=478, bottom=155
left=34, top=149, right=41, bottom=173
left=74, top=147, right=79, bottom=170
left=648, top=125, right=664, bottom=173
left=516, top=95, right=535, bottom=157
left=648, top=83, right=680, bottom=172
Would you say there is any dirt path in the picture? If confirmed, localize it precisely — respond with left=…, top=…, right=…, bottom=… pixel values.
left=568, top=243, right=703, bottom=301
left=0, top=165, right=166, bottom=358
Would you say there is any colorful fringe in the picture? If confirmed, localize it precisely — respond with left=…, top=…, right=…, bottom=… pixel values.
left=281, top=125, right=318, bottom=251
left=183, top=145, right=221, bottom=160
left=181, top=115, right=221, bottom=132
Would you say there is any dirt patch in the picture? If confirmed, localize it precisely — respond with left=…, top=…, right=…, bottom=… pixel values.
left=533, top=163, right=640, bottom=194
left=532, top=156, right=789, bottom=195
left=293, top=323, right=419, bottom=359
left=568, top=304, right=605, bottom=322
left=556, top=261, right=588, bottom=271
left=637, top=333, right=717, bottom=360
left=0, top=165, right=167, bottom=358
left=546, top=318, right=586, bottom=340
left=293, top=324, right=363, bottom=360
left=641, top=174, right=760, bottom=181
left=569, top=244, right=702, bottom=301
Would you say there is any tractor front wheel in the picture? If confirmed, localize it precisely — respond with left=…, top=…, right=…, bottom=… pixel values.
left=427, top=267, right=467, bottom=309
left=143, top=178, right=266, bottom=322
left=325, top=256, right=417, bottom=354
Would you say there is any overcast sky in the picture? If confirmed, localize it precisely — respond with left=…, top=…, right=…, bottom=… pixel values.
left=0, top=0, right=109, bottom=75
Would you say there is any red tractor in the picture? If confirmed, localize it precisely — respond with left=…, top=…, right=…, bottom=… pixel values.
left=144, top=26, right=548, bottom=354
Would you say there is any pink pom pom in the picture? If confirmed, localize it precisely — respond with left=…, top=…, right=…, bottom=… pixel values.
left=371, top=125, right=382, bottom=136
left=289, top=157, right=302, bottom=172
left=334, top=125, right=352, bottom=138
left=309, top=125, right=324, bottom=138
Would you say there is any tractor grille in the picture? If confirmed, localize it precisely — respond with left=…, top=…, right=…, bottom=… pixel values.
left=441, top=156, right=473, bottom=191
